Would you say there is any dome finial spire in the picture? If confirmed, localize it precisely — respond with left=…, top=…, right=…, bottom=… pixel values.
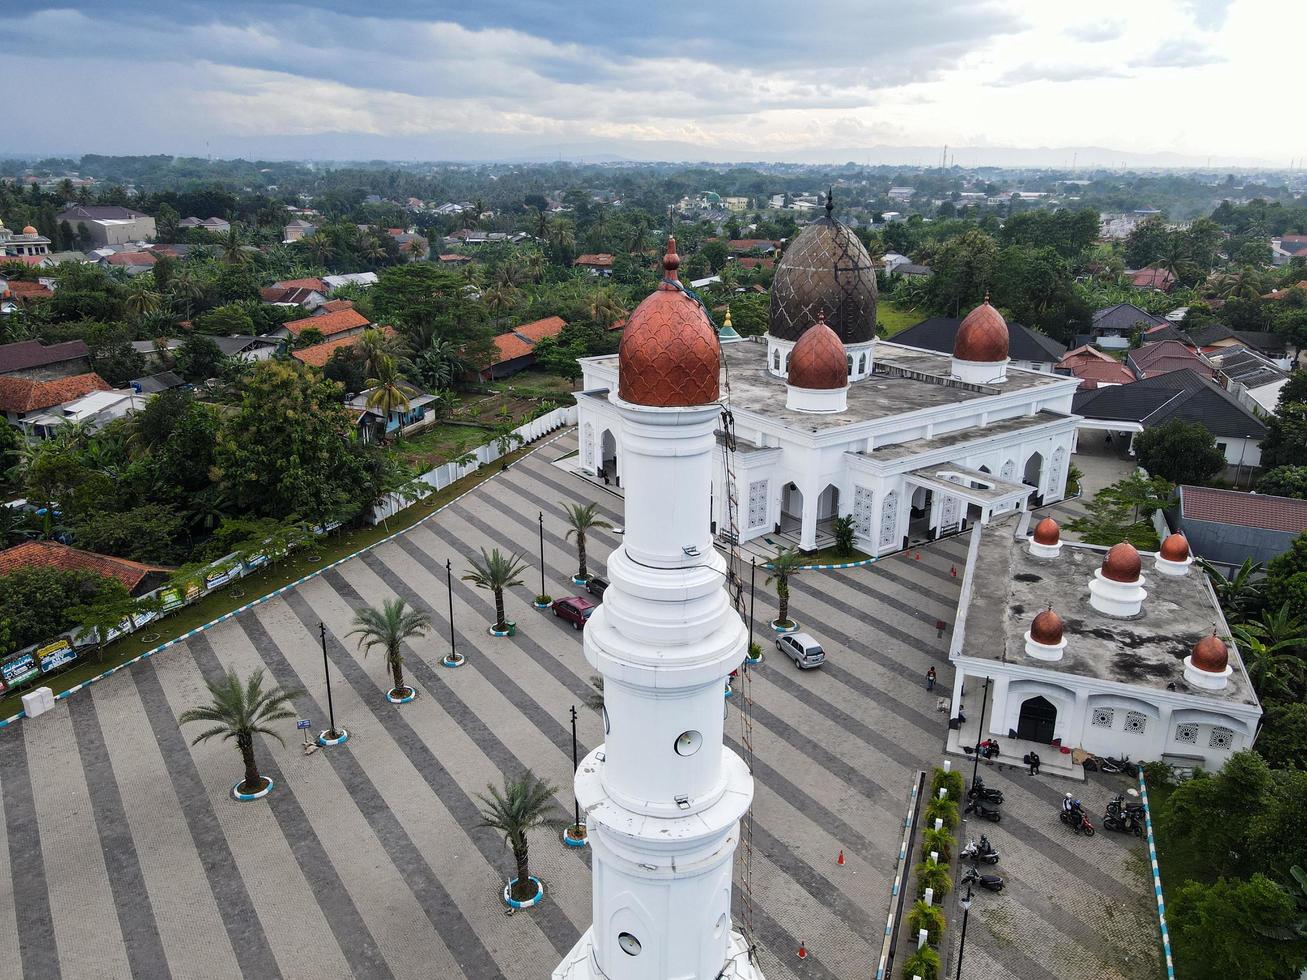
left=825, top=187, right=834, bottom=217
left=661, top=235, right=680, bottom=283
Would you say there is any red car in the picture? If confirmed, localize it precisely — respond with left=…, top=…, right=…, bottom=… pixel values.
left=551, top=596, right=596, bottom=629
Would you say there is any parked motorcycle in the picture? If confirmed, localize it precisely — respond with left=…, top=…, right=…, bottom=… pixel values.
left=966, top=778, right=1005, bottom=805
left=1106, top=792, right=1144, bottom=818
left=1059, top=807, right=1095, bottom=836
left=964, top=798, right=1002, bottom=822
left=961, top=836, right=1001, bottom=865
left=1102, top=810, right=1143, bottom=836
left=962, top=866, right=1004, bottom=892
left=1085, top=754, right=1139, bottom=777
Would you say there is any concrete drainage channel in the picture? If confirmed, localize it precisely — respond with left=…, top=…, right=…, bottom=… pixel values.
left=876, top=770, right=926, bottom=980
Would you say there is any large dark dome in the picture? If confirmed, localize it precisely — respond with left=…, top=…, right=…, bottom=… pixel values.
left=768, top=194, right=878, bottom=344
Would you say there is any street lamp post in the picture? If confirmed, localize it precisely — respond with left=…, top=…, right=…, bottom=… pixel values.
left=318, top=621, right=346, bottom=745
left=955, top=884, right=973, bottom=979
left=563, top=703, right=587, bottom=847
left=442, top=558, right=463, bottom=667
left=538, top=511, right=549, bottom=603
left=971, top=675, right=991, bottom=788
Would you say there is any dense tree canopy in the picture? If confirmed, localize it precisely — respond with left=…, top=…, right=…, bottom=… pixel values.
left=1133, top=419, right=1227, bottom=486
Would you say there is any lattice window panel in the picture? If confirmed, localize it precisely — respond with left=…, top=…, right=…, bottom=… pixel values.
left=1000, top=459, right=1016, bottom=481
left=1174, top=723, right=1198, bottom=745
left=746, top=480, right=769, bottom=531
left=1048, top=446, right=1066, bottom=496
left=879, top=491, right=899, bottom=549
left=582, top=423, right=594, bottom=468
left=1124, top=711, right=1147, bottom=735
left=852, top=486, right=874, bottom=538
left=1091, top=707, right=1115, bottom=728
left=1209, top=726, right=1234, bottom=749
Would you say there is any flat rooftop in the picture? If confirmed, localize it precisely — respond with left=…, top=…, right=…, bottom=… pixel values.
left=585, top=338, right=1069, bottom=434
left=960, top=517, right=1257, bottom=706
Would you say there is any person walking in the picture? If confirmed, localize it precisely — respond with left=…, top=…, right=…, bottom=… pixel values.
left=1028, top=751, right=1041, bottom=776
left=926, top=666, right=936, bottom=691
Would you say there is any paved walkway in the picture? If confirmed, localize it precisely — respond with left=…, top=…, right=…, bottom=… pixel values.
left=0, top=429, right=1153, bottom=978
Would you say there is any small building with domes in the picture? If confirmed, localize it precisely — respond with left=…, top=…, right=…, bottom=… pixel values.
left=0, top=220, right=51, bottom=258
left=949, top=513, right=1261, bottom=773
left=574, top=195, right=1081, bottom=553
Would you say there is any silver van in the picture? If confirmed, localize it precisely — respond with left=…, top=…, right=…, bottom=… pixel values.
left=776, top=632, right=826, bottom=669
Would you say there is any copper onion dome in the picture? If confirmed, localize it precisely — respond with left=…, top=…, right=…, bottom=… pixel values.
left=1033, top=517, right=1060, bottom=546
left=618, top=237, right=720, bottom=408
left=768, top=190, right=877, bottom=345
left=787, top=312, right=848, bottom=390
left=1191, top=632, right=1229, bottom=673
left=1030, top=607, right=1064, bottom=646
left=953, top=298, right=1010, bottom=362
left=1101, top=541, right=1142, bottom=583
left=1160, top=533, right=1190, bottom=561
left=21, top=225, right=37, bottom=235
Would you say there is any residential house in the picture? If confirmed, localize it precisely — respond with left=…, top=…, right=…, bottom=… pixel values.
left=178, top=217, right=231, bottom=233
left=1089, top=303, right=1167, bottom=350
left=269, top=307, right=370, bottom=343
left=0, top=280, right=54, bottom=314
left=1185, top=323, right=1288, bottom=364
left=1207, top=347, right=1290, bottom=415
left=1169, top=485, right=1307, bottom=566
left=346, top=382, right=439, bottom=443
left=322, top=272, right=378, bottom=292
left=887, top=187, right=915, bottom=201
left=1072, top=368, right=1267, bottom=469
left=1126, top=339, right=1217, bottom=380
left=291, top=326, right=398, bottom=369
left=283, top=219, right=316, bottom=242
left=723, top=196, right=750, bottom=212
left=1128, top=266, right=1177, bottom=292
left=736, top=257, right=774, bottom=271
left=1270, top=235, right=1307, bottom=266
left=101, top=251, right=157, bottom=275
left=259, top=285, right=328, bottom=309
left=56, top=205, right=156, bottom=246
left=0, top=541, right=171, bottom=596
left=0, top=372, right=112, bottom=426
left=211, top=335, right=281, bottom=362
left=128, top=371, right=187, bottom=395
left=481, top=316, right=567, bottom=379
left=438, top=254, right=473, bottom=267
left=0, top=339, right=91, bottom=379
left=270, top=276, right=327, bottom=294
left=895, top=263, right=933, bottom=279
left=573, top=254, right=614, bottom=276
left=727, top=239, right=777, bottom=256
left=896, top=316, right=1067, bottom=372
left=315, top=299, right=355, bottom=315
left=1056, top=345, right=1136, bottom=390
left=1261, top=280, right=1307, bottom=301
left=879, top=252, right=912, bottom=275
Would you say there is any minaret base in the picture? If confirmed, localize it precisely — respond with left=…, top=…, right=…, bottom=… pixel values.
left=553, top=927, right=765, bottom=980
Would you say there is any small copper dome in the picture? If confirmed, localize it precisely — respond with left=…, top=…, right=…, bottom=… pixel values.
left=787, top=313, right=848, bottom=390
left=618, top=237, right=720, bottom=408
left=1033, top=517, right=1060, bottom=546
left=1160, top=533, right=1190, bottom=561
left=21, top=225, right=37, bottom=235
left=1102, top=541, right=1142, bottom=583
left=1191, top=633, right=1229, bottom=673
left=953, top=299, right=1009, bottom=362
left=1031, top=608, right=1064, bottom=645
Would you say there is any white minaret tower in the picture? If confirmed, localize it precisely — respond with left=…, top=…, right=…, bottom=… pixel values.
left=554, top=241, right=765, bottom=980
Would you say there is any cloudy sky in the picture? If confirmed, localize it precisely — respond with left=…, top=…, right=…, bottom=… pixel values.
left=0, top=1, right=1294, bottom=165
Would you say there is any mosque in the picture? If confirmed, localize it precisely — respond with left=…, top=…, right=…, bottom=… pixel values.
left=575, top=195, right=1081, bottom=554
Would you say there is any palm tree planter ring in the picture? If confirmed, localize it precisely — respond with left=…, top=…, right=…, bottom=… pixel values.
left=318, top=728, right=350, bottom=747
left=440, top=652, right=466, bottom=669
left=487, top=621, right=516, bottom=638
left=771, top=619, right=799, bottom=633
left=570, top=575, right=588, bottom=586
left=386, top=687, right=418, bottom=704
left=502, top=876, right=544, bottom=909
left=231, top=776, right=274, bottom=802
left=562, top=825, right=588, bottom=848
left=533, top=594, right=552, bottom=610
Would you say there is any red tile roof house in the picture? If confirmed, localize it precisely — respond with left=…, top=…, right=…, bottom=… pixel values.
left=573, top=254, right=613, bottom=276
left=0, top=372, right=112, bottom=425
left=1056, top=345, right=1136, bottom=389
left=0, top=540, right=172, bottom=596
left=727, top=239, right=778, bottom=255
left=102, top=251, right=157, bottom=274
left=269, top=307, right=371, bottom=343
left=1126, top=339, right=1217, bottom=380
left=292, top=326, right=397, bottom=369
left=1172, top=485, right=1307, bottom=566
left=1128, top=265, right=1177, bottom=292
left=274, top=277, right=328, bottom=293
left=480, top=316, right=567, bottom=379
left=259, top=285, right=328, bottom=309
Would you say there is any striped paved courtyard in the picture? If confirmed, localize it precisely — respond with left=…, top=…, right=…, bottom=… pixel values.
left=0, top=430, right=1156, bottom=979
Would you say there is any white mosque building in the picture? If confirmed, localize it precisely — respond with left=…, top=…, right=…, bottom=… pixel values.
left=575, top=195, right=1081, bottom=554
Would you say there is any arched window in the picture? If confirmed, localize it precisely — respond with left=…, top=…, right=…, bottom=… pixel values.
left=772, top=349, right=780, bottom=371
left=847, top=355, right=853, bottom=376
left=784, top=353, right=791, bottom=372
left=858, top=353, right=867, bottom=374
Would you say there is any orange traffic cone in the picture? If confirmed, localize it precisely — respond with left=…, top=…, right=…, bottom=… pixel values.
left=797, top=942, right=808, bottom=959
left=951, top=565, right=957, bottom=577
left=837, top=849, right=845, bottom=866
left=914, top=552, right=921, bottom=561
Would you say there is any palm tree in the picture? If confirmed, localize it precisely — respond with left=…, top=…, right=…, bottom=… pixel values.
left=482, top=284, right=519, bottom=329
left=1231, top=624, right=1307, bottom=700
left=463, top=548, right=530, bottom=632
left=356, top=327, right=396, bottom=380
left=907, top=898, right=945, bottom=946
left=299, top=232, right=334, bottom=266
left=560, top=501, right=612, bottom=582
left=347, top=598, right=432, bottom=701
left=1198, top=557, right=1264, bottom=624
left=123, top=279, right=161, bottom=319
left=217, top=227, right=250, bottom=267
left=168, top=269, right=205, bottom=319
left=402, top=236, right=427, bottom=262
left=766, top=547, right=805, bottom=629
left=585, top=287, right=626, bottom=328
left=476, top=770, right=561, bottom=903
left=179, top=668, right=300, bottom=795
left=365, top=358, right=412, bottom=442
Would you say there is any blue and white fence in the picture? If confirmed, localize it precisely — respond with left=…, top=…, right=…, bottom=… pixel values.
left=876, top=770, right=925, bottom=980
left=368, top=405, right=576, bottom=524
left=1138, top=771, right=1176, bottom=979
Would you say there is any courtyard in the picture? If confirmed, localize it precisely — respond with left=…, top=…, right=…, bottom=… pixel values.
left=0, top=431, right=1156, bottom=979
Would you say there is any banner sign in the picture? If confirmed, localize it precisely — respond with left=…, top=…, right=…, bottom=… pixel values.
left=159, top=588, right=184, bottom=611
left=38, top=640, right=76, bottom=673
left=1, top=654, right=39, bottom=688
